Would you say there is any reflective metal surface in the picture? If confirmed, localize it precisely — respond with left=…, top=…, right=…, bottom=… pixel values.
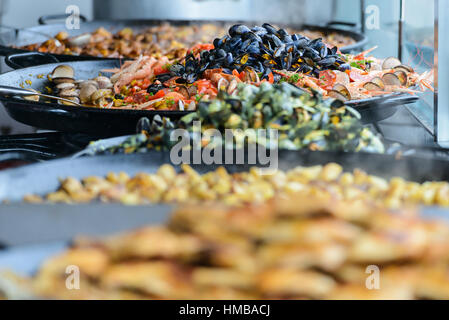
left=435, top=0, right=449, bottom=142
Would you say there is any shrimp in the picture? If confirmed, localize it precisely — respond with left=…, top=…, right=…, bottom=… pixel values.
left=112, top=56, right=171, bottom=93
left=299, top=77, right=327, bottom=95
left=110, top=55, right=145, bottom=83
left=410, top=69, right=434, bottom=92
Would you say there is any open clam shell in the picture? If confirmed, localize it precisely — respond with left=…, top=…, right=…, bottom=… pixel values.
left=382, top=73, right=402, bottom=86
left=382, top=57, right=402, bottom=70
left=363, top=77, right=385, bottom=91
left=51, top=65, right=75, bottom=84
left=394, top=70, right=408, bottom=86
left=332, top=83, right=351, bottom=100
left=394, top=64, right=414, bottom=74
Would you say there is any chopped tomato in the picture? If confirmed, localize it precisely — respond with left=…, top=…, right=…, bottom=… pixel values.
left=268, top=72, right=274, bottom=84
left=318, top=70, right=336, bottom=90
left=152, top=90, right=166, bottom=100
left=124, top=96, right=134, bottom=103
left=189, top=43, right=214, bottom=53
left=141, top=78, right=151, bottom=89
left=195, top=79, right=216, bottom=95
left=153, top=64, right=169, bottom=76
left=164, top=91, right=185, bottom=102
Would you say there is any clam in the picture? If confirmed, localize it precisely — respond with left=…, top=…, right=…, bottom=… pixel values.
left=94, top=76, right=113, bottom=89
left=363, top=77, right=385, bottom=91
left=332, top=83, right=351, bottom=100
left=91, top=89, right=113, bottom=103
left=243, top=67, right=260, bottom=83
left=394, top=64, right=414, bottom=74
left=382, top=57, right=402, bottom=70
left=178, top=100, right=185, bottom=111
left=217, top=77, right=230, bottom=92
left=58, top=96, right=80, bottom=106
left=56, top=82, right=76, bottom=91
left=328, top=90, right=349, bottom=102
left=227, top=78, right=238, bottom=95
left=23, top=89, right=40, bottom=102
left=371, top=77, right=385, bottom=89
left=394, top=70, right=408, bottom=86
left=187, top=101, right=196, bottom=110
left=79, top=82, right=99, bottom=103
left=51, top=65, right=75, bottom=84
left=363, top=82, right=382, bottom=91
left=382, top=73, right=402, bottom=86
left=59, top=88, right=80, bottom=98
left=79, top=80, right=99, bottom=89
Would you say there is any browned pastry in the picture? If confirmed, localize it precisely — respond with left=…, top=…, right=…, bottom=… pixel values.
left=6, top=190, right=449, bottom=300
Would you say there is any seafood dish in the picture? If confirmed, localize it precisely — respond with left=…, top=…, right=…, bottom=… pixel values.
left=24, top=162, right=449, bottom=208
left=81, top=82, right=385, bottom=153
left=16, top=23, right=356, bottom=59
left=4, top=193, right=449, bottom=300
left=48, top=23, right=433, bottom=111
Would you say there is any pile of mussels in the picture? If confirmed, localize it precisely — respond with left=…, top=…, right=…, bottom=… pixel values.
left=170, top=23, right=349, bottom=84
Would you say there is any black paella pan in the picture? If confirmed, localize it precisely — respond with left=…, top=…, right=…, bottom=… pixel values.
left=0, top=15, right=368, bottom=68
left=1, top=149, right=449, bottom=246
left=0, top=59, right=419, bottom=136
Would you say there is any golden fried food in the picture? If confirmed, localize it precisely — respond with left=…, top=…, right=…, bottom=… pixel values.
left=5, top=193, right=449, bottom=300
left=25, top=163, right=449, bottom=208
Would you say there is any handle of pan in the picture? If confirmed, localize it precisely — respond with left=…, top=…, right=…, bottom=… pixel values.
left=0, top=85, right=40, bottom=97
left=326, top=21, right=360, bottom=31
left=38, top=13, right=88, bottom=25
left=4, top=52, right=60, bottom=69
